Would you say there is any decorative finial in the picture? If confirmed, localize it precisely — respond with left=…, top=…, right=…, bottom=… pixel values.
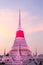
left=4, top=48, right=6, bottom=56
left=35, top=48, right=37, bottom=56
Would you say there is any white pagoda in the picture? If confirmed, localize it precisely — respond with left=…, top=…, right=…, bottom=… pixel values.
left=9, top=10, right=32, bottom=64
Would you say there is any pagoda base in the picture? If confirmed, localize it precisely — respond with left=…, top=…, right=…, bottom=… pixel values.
left=5, top=60, right=28, bottom=65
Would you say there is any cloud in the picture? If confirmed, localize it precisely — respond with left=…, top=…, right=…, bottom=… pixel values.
left=24, top=21, right=43, bottom=35
left=22, top=12, right=43, bottom=34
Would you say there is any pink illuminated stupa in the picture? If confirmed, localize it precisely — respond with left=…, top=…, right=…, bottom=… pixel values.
left=1, top=10, right=43, bottom=65
left=9, top=10, right=32, bottom=64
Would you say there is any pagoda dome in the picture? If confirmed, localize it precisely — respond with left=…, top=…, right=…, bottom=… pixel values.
left=16, top=30, right=24, bottom=37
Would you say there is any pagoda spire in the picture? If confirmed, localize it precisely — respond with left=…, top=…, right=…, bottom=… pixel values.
left=16, top=10, right=24, bottom=37
left=18, top=10, right=21, bottom=30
